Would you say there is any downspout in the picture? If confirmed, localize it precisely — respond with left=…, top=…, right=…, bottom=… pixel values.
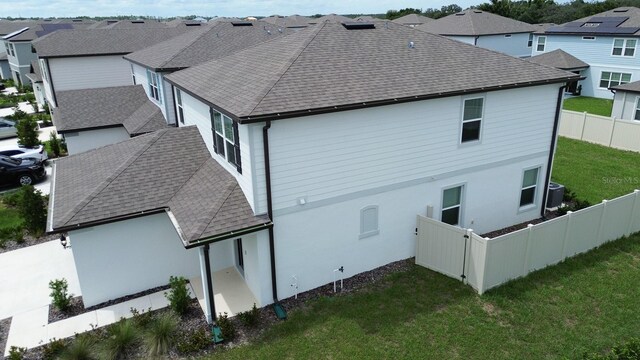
left=171, top=84, right=179, bottom=127
left=541, top=84, right=567, bottom=218
left=474, top=36, right=479, bottom=46
left=203, top=243, right=217, bottom=322
left=263, top=120, right=278, bottom=303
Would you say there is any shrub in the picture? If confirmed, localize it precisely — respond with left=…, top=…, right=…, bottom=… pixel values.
left=176, top=328, right=211, bottom=354
left=582, top=338, right=640, bottom=359
left=59, top=334, right=96, bottom=360
left=130, top=307, right=153, bottom=329
left=16, top=116, right=40, bottom=148
left=0, top=224, right=24, bottom=242
left=237, top=303, right=260, bottom=327
left=18, top=185, right=46, bottom=237
left=49, top=278, right=73, bottom=312
left=165, top=276, right=190, bottom=315
left=47, top=131, right=62, bottom=157
left=144, top=313, right=177, bottom=357
left=102, top=319, right=139, bottom=360
left=216, top=312, right=236, bottom=341
left=8, top=108, right=28, bottom=121
left=2, top=190, right=23, bottom=207
left=8, top=346, right=26, bottom=360
left=43, top=338, right=67, bottom=360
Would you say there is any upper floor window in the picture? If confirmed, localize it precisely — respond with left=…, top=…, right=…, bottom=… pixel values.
left=612, top=38, right=636, bottom=57
left=4, top=43, right=10, bottom=55
left=442, top=185, right=463, bottom=226
left=536, top=36, right=546, bottom=52
left=599, top=71, right=631, bottom=88
left=634, top=97, right=640, bottom=121
left=527, top=33, right=533, bottom=47
left=461, top=97, right=483, bottom=143
left=39, top=59, right=50, bottom=83
left=211, top=109, right=242, bottom=173
left=146, top=70, right=162, bottom=103
left=175, top=89, right=184, bottom=124
left=519, top=167, right=540, bottom=208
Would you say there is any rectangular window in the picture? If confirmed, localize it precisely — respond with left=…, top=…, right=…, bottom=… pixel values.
left=527, top=33, right=533, bottom=47
left=146, top=70, right=161, bottom=103
left=599, top=71, right=632, bottom=88
left=536, top=36, right=546, bottom=52
left=634, top=97, right=640, bottom=121
left=210, top=109, right=241, bottom=172
left=359, top=205, right=379, bottom=239
left=175, top=89, right=184, bottom=124
left=612, top=38, right=636, bottom=57
left=461, top=97, right=483, bottom=143
left=442, top=186, right=463, bottom=226
left=9, top=43, right=15, bottom=56
left=520, top=167, right=540, bottom=207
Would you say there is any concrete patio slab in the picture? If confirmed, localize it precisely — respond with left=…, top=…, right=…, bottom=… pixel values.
left=46, top=311, right=98, bottom=341
left=191, top=267, right=258, bottom=318
left=4, top=306, right=48, bottom=354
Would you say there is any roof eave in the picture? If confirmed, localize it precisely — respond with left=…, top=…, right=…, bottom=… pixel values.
left=56, top=123, right=126, bottom=134
left=39, top=52, right=131, bottom=59
left=48, top=207, right=168, bottom=235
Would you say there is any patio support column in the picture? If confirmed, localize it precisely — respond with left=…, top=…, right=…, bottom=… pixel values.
left=198, top=244, right=216, bottom=324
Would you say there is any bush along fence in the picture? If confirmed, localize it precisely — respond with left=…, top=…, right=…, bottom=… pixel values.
left=415, top=190, right=640, bottom=294
left=559, top=110, right=640, bottom=153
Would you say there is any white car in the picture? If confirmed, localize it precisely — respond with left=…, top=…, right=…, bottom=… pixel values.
left=0, top=144, right=48, bottom=162
left=0, top=118, right=17, bottom=139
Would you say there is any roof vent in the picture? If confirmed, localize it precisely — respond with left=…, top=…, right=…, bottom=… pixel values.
left=131, top=20, right=144, bottom=24
left=473, top=10, right=483, bottom=13
left=455, top=12, right=465, bottom=16
left=231, top=21, right=253, bottom=26
left=185, top=23, right=201, bottom=26
left=72, top=19, right=82, bottom=22
left=278, top=27, right=283, bottom=33
left=107, top=20, right=118, bottom=24
left=613, top=8, right=629, bottom=12
left=341, top=22, right=375, bottom=30
left=408, top=41, right=415, bottom=49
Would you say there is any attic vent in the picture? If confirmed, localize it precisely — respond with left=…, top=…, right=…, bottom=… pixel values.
left=107, top=20, right=118, bottom=24
left=455, top=12, right=465, bottom=16
left=231, top=21, right=253, bottom=26
left=341, top=22, right=375, bottom=30
left=185, top=23, right=201, bottom=26
left=131, top=20, right=144, bottom=24
left=473, top=10, right=483, bottom=13
left=613, top=8, right=629, bottom=12
left=72, top=19, right=82, bottom=22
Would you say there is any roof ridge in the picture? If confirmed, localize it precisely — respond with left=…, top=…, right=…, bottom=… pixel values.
left=60, top=130, right=167, bottom=226
left=155, top=24, right=216, bottom=68
left=247, top=22, right=327, bottom=117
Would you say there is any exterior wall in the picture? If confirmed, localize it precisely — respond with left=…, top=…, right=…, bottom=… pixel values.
left=240, top=231, right=273, bottom=306
left=130, top=63, right=147, bottom=87
left=7, top=42, right=36, bottom=85
left=40, top=59, right=56, bottom=107
left=32, top=82, right=45, bottom=109
left=48, top=55, right=133, bottom=93
left=63, top=127, right=129, bottom=154
left=532, top=34, right=640, bottom=98
left=445, top=35, right=476, bottom=45
left=0, top=60, right=10, bottom=80
left=476, top=33, right=533, bottom=58
left=129, top=63, right=168, bottom=121
left=612, top=90, right=639, bottom=120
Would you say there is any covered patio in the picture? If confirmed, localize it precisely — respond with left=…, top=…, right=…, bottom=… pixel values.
left=190, top=267, right=258, bottom=317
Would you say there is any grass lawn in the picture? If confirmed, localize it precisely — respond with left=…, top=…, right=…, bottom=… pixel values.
left=0, top=193, right=23, bottom=244
left=207, top=233, right=640, bottom=359
left=552, top=137, right=640, bottom=204
left=563, top=96, right=613, bottom=117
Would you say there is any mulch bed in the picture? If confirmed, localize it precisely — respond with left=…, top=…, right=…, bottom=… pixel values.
left=0, top=232, right=58, bottom=255
left=0, top=317, right=11, bottom=357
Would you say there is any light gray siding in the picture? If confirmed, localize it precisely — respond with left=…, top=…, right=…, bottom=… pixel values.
left=48, top=55, right=133, bottom=93
left=476, top=33, right=533, bottom=58
left=63, top=127, right=129, bottom=155
left=612, top=90, right=640, bottom=121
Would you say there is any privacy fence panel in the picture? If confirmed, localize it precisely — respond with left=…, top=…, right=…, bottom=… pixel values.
left=415, top=215, right=468, bottom=281
left=482, top=228, right=528, bottom=292
left=559, top=110, right=640, bottom=152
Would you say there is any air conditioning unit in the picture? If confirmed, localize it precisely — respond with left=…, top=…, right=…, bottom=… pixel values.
left=547, top=182, right=565, bottom=208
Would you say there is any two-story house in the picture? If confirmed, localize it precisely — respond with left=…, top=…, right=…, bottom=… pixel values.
left=0, top=20, right=39, bottom=80
left=416, top=9, right=538, bottom=58
left=531, top=7, right=640, bottom=99
left=47, top=21, right=577, bottom=323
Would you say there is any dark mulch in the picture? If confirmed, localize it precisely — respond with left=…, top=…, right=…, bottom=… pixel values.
left=0, top=232, right=58, bottom=255
left=480, top=209, right=562, bottom=238
left=0, top=317, right=11, bottom=357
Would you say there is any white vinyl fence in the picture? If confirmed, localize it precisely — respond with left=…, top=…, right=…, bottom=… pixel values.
left=416, top=190, right=640, bottom=294
left=559, top=110, right=640, bottom=152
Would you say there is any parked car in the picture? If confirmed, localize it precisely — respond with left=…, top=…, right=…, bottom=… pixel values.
left=0, top=118, right=17, bottom=139
left=0, top=155, right=46, bottom=186
left=0, top=145, right=48, bottom=162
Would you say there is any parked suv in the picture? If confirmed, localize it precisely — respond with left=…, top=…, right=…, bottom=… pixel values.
left=0, top=155, right=46, bottom=186
left=0, top=145, right=48, bottom=162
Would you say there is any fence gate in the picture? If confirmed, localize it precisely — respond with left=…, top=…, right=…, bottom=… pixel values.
left=415, top=215, right=470, bottom=282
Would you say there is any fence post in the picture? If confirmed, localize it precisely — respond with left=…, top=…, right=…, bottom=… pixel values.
left=522, top=224, right=534, bottom=276
left=561, top=211, right=573, bottom=258
left=628, top=190, right=640, bottom=235
left=462, top=229, right=473, bottom=285
left=478, top=237, right=491, bottom=295
left=580, top=111, right=588, bottom=140
left=596, top=200, right=608, bottom=246
left=608, top=117, right=617, bottom=147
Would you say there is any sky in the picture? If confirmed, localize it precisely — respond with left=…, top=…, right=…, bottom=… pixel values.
left=1, top=0, right=485, bottom=18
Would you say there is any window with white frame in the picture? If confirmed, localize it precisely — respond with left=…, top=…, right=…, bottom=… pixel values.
left=461, top=97, right=483, bottom=143
left=359, top=205, right=379, bottom=239
left=146, top=70, right=161, bottom=103
left=536, top=36, right=546, bottom=52
left=8, top=43, right=15, bottom=56
left=39, top=59, right=50, bottom=83
left=211, top=109, right=242, bottom=172
left=612, top=38, right=636, bottom=57
left=175, top=89, right=184, bottom=124
left=634, top=97, right=640, bottom=121
left=441, top=186, right=463, bottom=226
left=519, top=167, right=540, bottom=207
left=527, top=33, right=533, bottom=47
left=4, top=43, right=10, bottom=55
left=599, top=71, right=631, bottom=88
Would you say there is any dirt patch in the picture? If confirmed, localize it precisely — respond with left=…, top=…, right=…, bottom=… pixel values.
left=482, top=302, right=499, bottom=317
left=0, top=233, right=58, bottom=254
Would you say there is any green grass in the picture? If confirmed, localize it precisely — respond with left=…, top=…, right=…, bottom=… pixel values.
left=205, top=233, right=640, bottom=360
left=0, top=194, right=23, bottom=243
left=553, top=137, right=640, bottom=204
left=563, top=96, right=613, bottom=117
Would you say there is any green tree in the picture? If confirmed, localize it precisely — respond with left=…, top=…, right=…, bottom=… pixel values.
left=19, top=185, right=46, bottom=236
left=48, top=131, right=62, bottom=157
left=16, top=116, right=40, bottom=148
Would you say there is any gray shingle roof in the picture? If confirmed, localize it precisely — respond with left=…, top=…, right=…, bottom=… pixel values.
left=416, top=9, right=537, bottom=36
left=26, top=60, right=42, bottom=83
left=0, top=20, right=38, bottom=36
left=262, top=15, right=314, bottom=28
left=52, top=85, right=167, bottom=135
left=124, top=21, right=295, bottom=71
left=392, top=14, right=433, bottom=25
left=48, top=126, right=269, bottom=244
left=566, top=7, right=640, bottom=34
left=33, top=27, right=193, bottom=58
left=165, top=21, right=578, bottom=122
left=87, top=19, right=168, bottom=29
left=611, top=79, right=640, bottom=92
left=316, top=14, right=354, bottom=23
left=527, top=49, right=589, bottom=70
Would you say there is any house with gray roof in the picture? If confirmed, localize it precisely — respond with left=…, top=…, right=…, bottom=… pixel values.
left=392, top=13, right=433, bottom=27
left=528, top=49, right=589, bottom=95
left=611, top=80, right=640, bottom=121
left=25, top=60, right=45, bottom=109
left=51, top=85, right=167, bottom=154
left=262, top=14, right=314, bottom=28
left=123, top=20, right=295, bottom=125
left=0, top=21, right=38, bottom=79
left=416, top=9, right=538, bottom=58
left=532, top=7, right=640, bottom=99
left=32, top=26, right=194, bottom=108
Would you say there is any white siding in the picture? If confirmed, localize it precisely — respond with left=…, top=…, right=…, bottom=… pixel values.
left=130, top=63, right=148, bottom=88
left=445, top=35, right=476, bottom=45
left=63, top=127, right=129, bottom=155
left=476, top=33, right=533, bottom=58
left=241, top=231, right=273, bottom=306
left=40, top=59, right=56, bottom=107
left=49, top=55, right=133, bottom=93
left=612, top=90, right=639, bottom=120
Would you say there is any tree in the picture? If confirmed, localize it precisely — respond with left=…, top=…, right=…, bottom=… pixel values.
left=18, top=185, right=47, bottom=236
left=385, top=8, right=423, bottom=20
left=16, top=116, right=40, bottom=148
left=48, top=131, right=62, bottom=157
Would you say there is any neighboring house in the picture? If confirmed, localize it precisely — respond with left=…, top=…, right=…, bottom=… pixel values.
left=48, top=21, right=577, bottom=324
left=611, top=80, right=640, bottom=121
left=317, top=14, right=354, bottom=23
left=0, top=20, right=38, bottom=80
left=416, top=9, right=538, bottom=58
left=392, top=13, right=433, bottom=27
left=32, top=26, right=196, bottom=108
left=51, top=85, right=167, bottom=154
left=0, top=52, right=10, bottom=79
left=531, top=7, right=640, bottom=99
left=123, top=20, right=294, bottom=124
left=528, top=49, right=589, bottom=95
left=86, top=19, right=168, bottom=29
left=262, top=15, right=314, bottom=28
left=25, top=60, right=45, bottom=109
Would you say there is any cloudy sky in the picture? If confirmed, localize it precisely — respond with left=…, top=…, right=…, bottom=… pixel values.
left=1, top=0, right=484, bottom=18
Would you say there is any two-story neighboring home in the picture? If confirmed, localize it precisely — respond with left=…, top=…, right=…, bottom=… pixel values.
left=531, top=7, right=640, bottom=99
left=0, top=20, right=39, bottom=80
left=416, top=9, right=538, bottom=58
left=611, top=80, right=640, bottom=121
left=32, top=26, right=196, bottom=108
left=123, top=20, right=294, bottom=124
left=47, top=21, right=577, bottom=324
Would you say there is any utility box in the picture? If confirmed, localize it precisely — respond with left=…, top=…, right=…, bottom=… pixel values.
left=547, top=182, right=565, bottom=208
